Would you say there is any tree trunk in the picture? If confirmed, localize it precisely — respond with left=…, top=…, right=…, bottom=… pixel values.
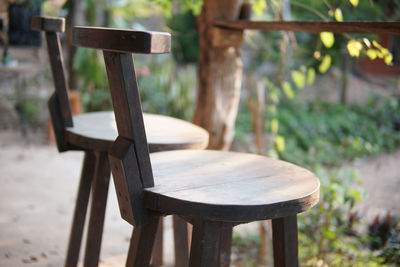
left=194, top=0, right=244, bottom=150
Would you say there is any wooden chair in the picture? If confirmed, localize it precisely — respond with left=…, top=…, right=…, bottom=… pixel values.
left=72, top=25, right=320, bottom=267
left=31, top=16, right=209, bottom=267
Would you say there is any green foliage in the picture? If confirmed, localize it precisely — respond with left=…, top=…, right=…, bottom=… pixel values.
left=15, top=98, right=40, bottom=125
left=136, top=55, right=196, bottom=120
left=298, top=166, right=387, bottom=267
left=74, top=48, right=111, bottom=112
left=166, top=11, right=199, bottom=64
left=368, top=213, right=400, bottom=264
left=234, top=93, right=400, bottom=265
left=232, top=232, right=261, bottom=266
left=320, top=32, right=335, bottom=49
left=110, top=0, right=165, bottom=25
left=291, top=70, right=306, bottom=89
left=74, top=48, right=196, bottom=119
left=274, top=97, right=400, bottom=167
left=149, top=0, right=203, bottom=17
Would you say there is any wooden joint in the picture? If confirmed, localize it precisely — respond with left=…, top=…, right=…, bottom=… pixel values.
left=109, top=136, right=149, bottom=226
left=210, top=27, right=243, bottom=48
left=48, top=93, right=69, bottom=152
left=31, top=16, right=65, bottom=33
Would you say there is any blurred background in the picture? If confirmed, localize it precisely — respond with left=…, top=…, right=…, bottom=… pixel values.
left=0, top=0, right=399, bottom=266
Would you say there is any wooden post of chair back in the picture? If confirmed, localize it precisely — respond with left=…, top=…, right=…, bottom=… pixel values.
left=72, top=26, right=171, bottom=226
left=105, top=51, right=154, bottom=226
left=31, top=16, right=73, bottom=151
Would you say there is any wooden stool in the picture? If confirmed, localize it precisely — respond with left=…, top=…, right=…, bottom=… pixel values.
left=31, top=17, right=208, bottom=267
left=72, top=26, right=320, bottom=267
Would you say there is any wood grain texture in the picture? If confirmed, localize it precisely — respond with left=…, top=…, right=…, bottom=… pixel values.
left=32, top=16, right=72, bottom=152
left=103, top=51, right=154, bottom=188
left=31, top=16, right=65, bottom=32
left=65, top=151, right=96, bottom=267
left=83, top=152, right=111, bottom=267
left=272, top=216, right=299, bottom=267
left=217, top=225, right=233, bottom=267
left=64, top=111, right=209, bottom=152
left=126, top=216, right=159, bottom=267
left=173, top=215, right=189, bottom=267
left=151, top=217, right=164, bottom=266
left=45, top=32, right=73, bottom=127
left=109, top=136, right=148, bottom=226
left=194, top=0, right=244, bottom=150
left=72, top=26, right=171, bottom=54
left=214, top=20, right=400, bottom=35
left=144, top=150, right=320, bottom=222
left=189, top=220, right=222, bottom=267
left=48, top=94, right=69, bottom=152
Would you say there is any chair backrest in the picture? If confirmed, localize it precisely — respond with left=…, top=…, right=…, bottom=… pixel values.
left=31, top=16, right=73, bottom=152
left=72, top=26, right=171, bottom=226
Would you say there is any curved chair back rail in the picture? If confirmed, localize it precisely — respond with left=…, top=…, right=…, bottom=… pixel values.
left=72, top=26, right=171, bottom=54
left=31, top=16, right=66, bottom=33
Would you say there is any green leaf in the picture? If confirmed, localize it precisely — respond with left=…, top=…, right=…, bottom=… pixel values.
left=282, top=81, right=295, bottom=99
left=275, top=135, right=285, bottom=152
left=384, top=54, right=393, bottom=65
left=350, top=0, right=359, bottom=7
left=318, top=55, right=332, bottom=73
left=334, top=8, right=343, bottom=22
left=366, top=49, right=377, bottom=60
left=372, top=40, right=383, bottom=49
left=380, top=47, right=390, bottom=56
left=253, top=0, right=266, bottom=15
left=268, top=105, right=276, bottom=114
left=320, top=32, right=335, bottom=48
left=347, top=40, right=363, bottom=57
left=291, top=70, right=306, bottom=89
left=307, top=68, right=316, bottom=85
left=271, top=119, right=279, bottom=133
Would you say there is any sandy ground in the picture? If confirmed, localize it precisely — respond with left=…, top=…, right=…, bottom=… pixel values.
left=350, top=150, right=400, bottom=221
left=0, top=131, right=176, bottom=267
left=0, top=130, right=399, bottom=267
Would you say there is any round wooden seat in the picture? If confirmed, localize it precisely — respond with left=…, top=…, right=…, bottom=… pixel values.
left=65, top=111, right=209, bottom=152
left=144, top=150, right=320, bottom=222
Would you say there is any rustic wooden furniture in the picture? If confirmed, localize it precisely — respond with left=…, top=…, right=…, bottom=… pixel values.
left=31, top=16, right=209, bottom=267
left=72, top=25, right=320, bottom=267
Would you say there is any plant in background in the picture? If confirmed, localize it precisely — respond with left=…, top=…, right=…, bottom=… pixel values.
left=136, top=54, right=196, bottom=120
left=274, top=97, right=400, bottom=167
left=298, top=166, right=387, bottom=267
left=368, top=213, right=400, bottom=265
left=166, top=11, right=199, bottom=64
left=74, top=47, right=197, bottom=118
left=73, top=48, right=111, bottom=111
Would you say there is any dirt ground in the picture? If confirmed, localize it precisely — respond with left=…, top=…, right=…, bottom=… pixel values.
left=0, top=128, right=399, bottom=267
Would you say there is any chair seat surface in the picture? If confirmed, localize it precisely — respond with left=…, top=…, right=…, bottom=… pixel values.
left=65, top=111, right=209, bottom=152
left=144, top=150, right=320, bottom=222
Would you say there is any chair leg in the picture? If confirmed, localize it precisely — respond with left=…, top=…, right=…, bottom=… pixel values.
left=217, top=225, right=232, bottom=267
left=272, top=215, right=299, bottom=267
left=65, top=151, right=96, bottom=267
left=151, top=217, right=163, bottom=266
left=126, top=216, right=160, bottom=267
left=83, top=152, right=111, bottom=267
left=173, top=215, right=189, bottom=267
left=189, top=220, right=222, bottom=267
